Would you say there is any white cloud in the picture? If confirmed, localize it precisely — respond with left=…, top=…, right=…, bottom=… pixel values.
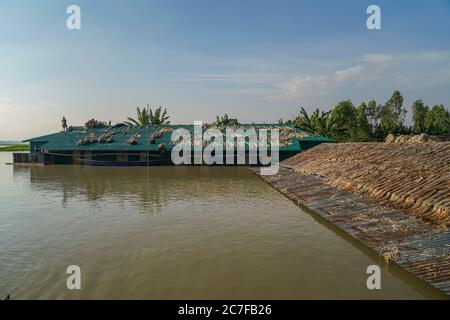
left=362, top=51, right=450, bottom=64
left=266, top=50, right=450, bottom=102
left=208, top=88, right=278, bottom=95
left=362, top=54, right=394, bottom=63
left=399, top=50, right=450, bottom=63
left=177, top=72, right=288, bottom=84
left=334, top=65, right=364, bottom=81
left=268, top=63, right=385, bottom=101
left=176, top=50, right=450, bottom=103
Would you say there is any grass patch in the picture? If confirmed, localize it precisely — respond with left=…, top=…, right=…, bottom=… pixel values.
left=0, top=144, right=30, bottom=152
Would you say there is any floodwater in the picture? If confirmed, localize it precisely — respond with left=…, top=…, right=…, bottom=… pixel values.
left=0, top=152, right=447, bottom=299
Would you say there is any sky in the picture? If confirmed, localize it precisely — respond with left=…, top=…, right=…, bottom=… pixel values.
left=1, top=0, right=450, bottom=140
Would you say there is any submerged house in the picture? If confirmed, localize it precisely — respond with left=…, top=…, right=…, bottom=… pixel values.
left=15, top=124, right=333, bottom=166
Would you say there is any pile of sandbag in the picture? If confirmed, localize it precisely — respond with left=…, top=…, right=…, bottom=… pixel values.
left=385, top=133, right=448, bottom=143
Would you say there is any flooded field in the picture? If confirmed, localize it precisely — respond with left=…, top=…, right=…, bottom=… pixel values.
left=0, top=152, right=447, bottom=299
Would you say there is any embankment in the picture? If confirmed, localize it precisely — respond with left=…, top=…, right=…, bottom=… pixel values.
left=283, top=141, right=450, bottom=226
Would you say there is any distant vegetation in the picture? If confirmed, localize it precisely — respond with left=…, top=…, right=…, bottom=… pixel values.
left=283, top=91, right=450, bottom=142
left=125, top=105, right=170, bottom=126
left=214, top=114, right=239, bottom=126
left=102, top=92, right=449, bottom=143
left=0, top=144, right=29, bottom=152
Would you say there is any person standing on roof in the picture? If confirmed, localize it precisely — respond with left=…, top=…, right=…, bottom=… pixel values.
left=62, top=117, right=68, bottom=131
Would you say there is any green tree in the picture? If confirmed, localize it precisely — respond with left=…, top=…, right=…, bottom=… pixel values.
left=291, top=94, right=448, bottom=141
left=214, top=114, right=239, bottom=126
left=366, top=100, right=380, bottom=129
left=379, top=91, right=406, bottom=135
left=149, top=106, right=170, bottom=125
left=292, top=108, right=314, bottom=132
left=125, top=105, right=170, bottom=126
left=424, top=104, right=450, bottom=135
left=411, top=100, right=429, bottom=134
left=328, top=100, right=358, bottom=141
left=125, top=106, right=150, bottom=126
left=293, top=107, right=334, bottom=137
left=355, top=102, right=372, bottom=142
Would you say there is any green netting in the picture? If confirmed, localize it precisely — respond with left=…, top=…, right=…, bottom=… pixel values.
left=25, top=124, right=333, bottom=152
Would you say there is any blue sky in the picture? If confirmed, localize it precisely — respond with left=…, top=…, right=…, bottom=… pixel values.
left=1, top=0, right=450, bottom=140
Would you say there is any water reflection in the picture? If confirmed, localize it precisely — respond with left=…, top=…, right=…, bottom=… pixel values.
left=17, top=166, right=260, bottom=213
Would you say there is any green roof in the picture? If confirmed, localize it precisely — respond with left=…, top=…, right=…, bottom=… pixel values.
left=25, top=124, right=333, bottom=152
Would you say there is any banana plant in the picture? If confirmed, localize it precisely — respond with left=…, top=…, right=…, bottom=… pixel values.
left=125, top=105, right=170, bottom=126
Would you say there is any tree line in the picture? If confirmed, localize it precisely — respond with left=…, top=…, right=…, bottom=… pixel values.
left=285, top=91, right=450, bottom=142
left=125, top=91, right=450, bottom=142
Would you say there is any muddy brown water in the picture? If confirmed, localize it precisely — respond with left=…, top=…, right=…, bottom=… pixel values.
left=0, top=153, right=447, bottom=299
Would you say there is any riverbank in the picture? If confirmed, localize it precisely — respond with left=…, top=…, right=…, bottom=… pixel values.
left=251, top=140, right=450, bottom=295
left=0, top=144, right=29, bottom=152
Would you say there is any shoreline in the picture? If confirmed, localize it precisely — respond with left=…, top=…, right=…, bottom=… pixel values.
left=0, top=144, right=29, bottom=152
